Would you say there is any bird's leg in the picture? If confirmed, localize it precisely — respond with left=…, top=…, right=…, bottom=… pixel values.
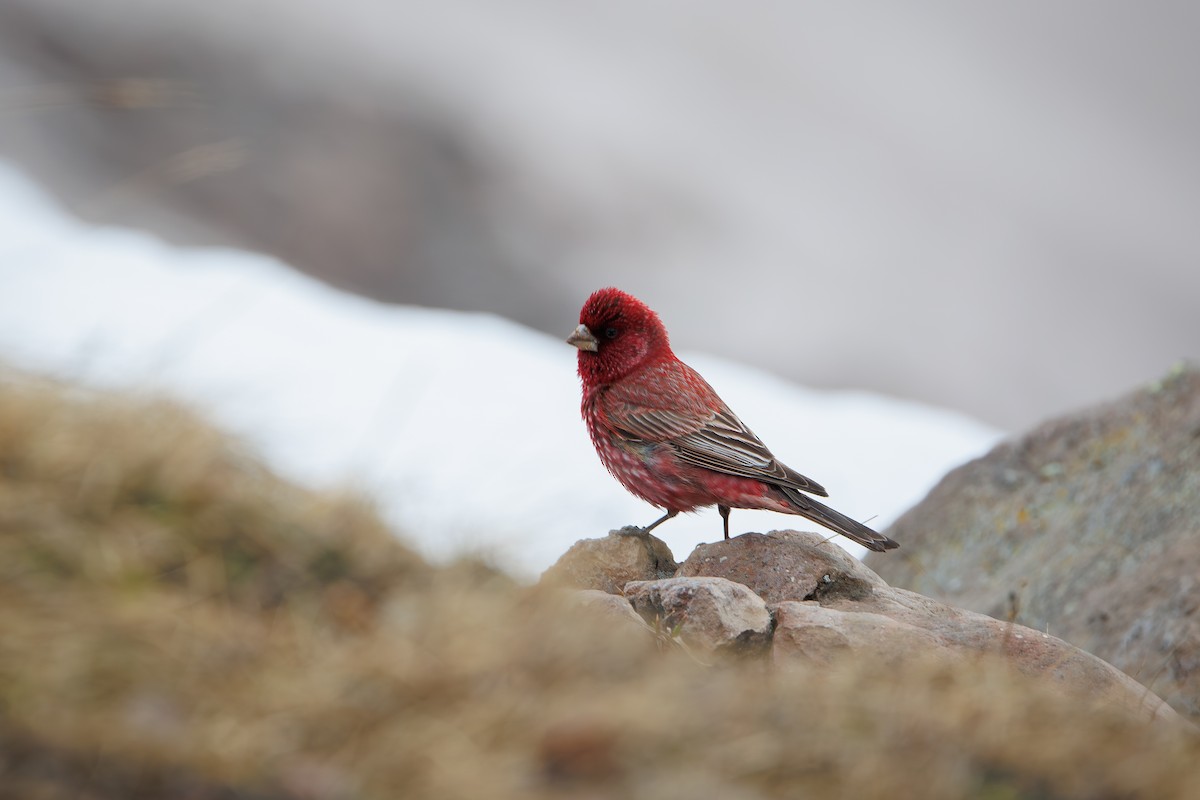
left=718, top=505, right=731, bottom=540
left=642, top=509, right=678, bottom=534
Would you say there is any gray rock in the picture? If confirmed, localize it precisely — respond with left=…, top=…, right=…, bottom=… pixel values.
left=568, top=589, right=645, bottom=628
left=540, top=529, right=678, bottom=595
left=677, top=529, right=886, bottom=604
left=773, top=590, right=1178, bottom=725
left=869, top=363, right=1200, bottom=721
left=771, top=601, right=949, bottom=667
left=623, top=577, right=772, bottom=659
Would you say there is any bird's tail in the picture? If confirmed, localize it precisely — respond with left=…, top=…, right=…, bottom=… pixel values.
left=778, top=487, right=899, bottom=552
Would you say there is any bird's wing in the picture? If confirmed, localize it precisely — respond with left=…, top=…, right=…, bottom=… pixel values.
left=599, top=364, right=829, bottom=498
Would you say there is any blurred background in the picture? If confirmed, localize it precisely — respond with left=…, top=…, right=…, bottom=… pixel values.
left=1, top=0, right=1196, bottom=431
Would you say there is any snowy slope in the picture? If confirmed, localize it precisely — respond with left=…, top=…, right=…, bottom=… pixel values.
left=0, top=162, right=1004, bottom=575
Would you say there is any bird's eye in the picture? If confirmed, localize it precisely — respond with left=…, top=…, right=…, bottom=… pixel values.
left=604, top=327, right=619, bottom=339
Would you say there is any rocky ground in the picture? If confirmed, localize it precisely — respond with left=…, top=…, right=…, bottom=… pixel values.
left=546, top=527, right=1180, bottom=726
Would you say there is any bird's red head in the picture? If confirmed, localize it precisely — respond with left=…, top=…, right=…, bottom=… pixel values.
left=568, top=287, right=672, bottom=387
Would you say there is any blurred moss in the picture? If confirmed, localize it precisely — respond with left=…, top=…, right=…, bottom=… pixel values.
left=0, top=370, right=1197, bottom=799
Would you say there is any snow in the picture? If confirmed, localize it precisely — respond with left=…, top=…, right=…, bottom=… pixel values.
left=0, top=161, right=1004, bottom=576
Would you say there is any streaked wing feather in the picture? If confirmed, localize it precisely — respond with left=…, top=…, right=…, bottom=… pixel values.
left=607, top=400, right=828, bottom=497
left=673, top=411, right=828, bottom=497
left=620, top=408, right=699, bottom=441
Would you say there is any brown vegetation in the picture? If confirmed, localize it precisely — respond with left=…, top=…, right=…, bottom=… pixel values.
left=1, top=371, right=1198, bottom=799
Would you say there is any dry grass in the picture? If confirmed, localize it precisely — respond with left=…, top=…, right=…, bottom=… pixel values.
left=1, top=371, right=1198, bottom=799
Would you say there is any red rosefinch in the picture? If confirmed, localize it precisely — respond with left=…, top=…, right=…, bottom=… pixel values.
left=567, top=287, right=898, bottom=552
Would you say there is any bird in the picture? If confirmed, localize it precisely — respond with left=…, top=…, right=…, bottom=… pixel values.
left=567, top=287, right=898, bottom=553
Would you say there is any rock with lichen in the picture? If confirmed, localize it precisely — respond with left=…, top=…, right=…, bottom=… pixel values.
left=869, top=362, right=1200, bottom=722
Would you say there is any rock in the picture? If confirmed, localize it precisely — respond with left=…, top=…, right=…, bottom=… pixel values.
left=568, top=589, right=645, bottom=628
left=868, top=363, right=1200, bottom=721
left=680, top=530, right=1179, bottom=723
left=546, top=524, right=1184, bottom=725
left=771, top=602, right=949, bottom=667
left=541, top=529, right=678, bottom=595
left=623, top=577, right=772, bottom=659
left=773, top=591, right=1178, bottom=724
left=677, top=530, right=885, bottom=604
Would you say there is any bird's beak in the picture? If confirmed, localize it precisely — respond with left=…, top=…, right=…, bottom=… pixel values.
left=567, top=324, right=599, bottom=352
